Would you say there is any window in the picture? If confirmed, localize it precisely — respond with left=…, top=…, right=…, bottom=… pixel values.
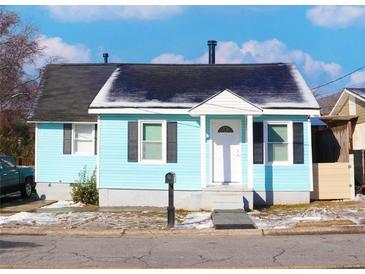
left=73, top=124, right=94, bottom=155
left=0, top=159, right=16, bottom=169
left=141, top=123, right=163, bottom=161
left=218, top=126, right=234, bottom=133
left=267, top=124, right=288, bottom=162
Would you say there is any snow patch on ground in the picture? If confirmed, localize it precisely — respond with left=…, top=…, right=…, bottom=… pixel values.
left=176, top=212, right=213, bottom=229
left=0, top=212, right=59, bottom=226
left=355, top=194, right=365, bottom=201
left=41, top=200, right=84, bottom=209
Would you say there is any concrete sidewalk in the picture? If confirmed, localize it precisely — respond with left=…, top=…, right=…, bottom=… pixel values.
left=1, top=225, right=365, bottom=237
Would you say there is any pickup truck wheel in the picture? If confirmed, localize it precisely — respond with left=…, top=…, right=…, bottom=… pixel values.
left=21, top=178, right=33, bottom=198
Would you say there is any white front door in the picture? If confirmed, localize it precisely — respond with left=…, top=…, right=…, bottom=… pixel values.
left=211, top=119, right=242, bottom=184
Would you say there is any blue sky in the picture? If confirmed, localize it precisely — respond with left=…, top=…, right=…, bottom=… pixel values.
left=10, top=5, right=365, bottom=96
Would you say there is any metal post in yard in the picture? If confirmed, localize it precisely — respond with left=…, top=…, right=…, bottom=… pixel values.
left=165, top=172, right=176, bottom=227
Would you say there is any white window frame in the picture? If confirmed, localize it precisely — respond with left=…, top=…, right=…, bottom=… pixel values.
left=264, top=121, right=293, bottom=166
left=138, top=120, right=167, bottom=164
left=71, top=123, right=96, bottom=156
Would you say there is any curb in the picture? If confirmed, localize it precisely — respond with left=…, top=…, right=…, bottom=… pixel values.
left=1, top=226, right=365, bottom=237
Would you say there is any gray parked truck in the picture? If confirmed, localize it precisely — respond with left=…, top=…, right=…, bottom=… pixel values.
left=0, top=156, right=35, bottom=198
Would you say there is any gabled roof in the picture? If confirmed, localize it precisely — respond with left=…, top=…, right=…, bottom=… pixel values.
left=31, top=62, right=320, bottom=122
left=30, top=64, right=118, bottom=122
left=346, top=88, right=365, bottom=100
left=90, top=63, right=319, bottom=110
left=189, top=89, right=262, bottom=115
left=329, top=87, right=365, bottom=116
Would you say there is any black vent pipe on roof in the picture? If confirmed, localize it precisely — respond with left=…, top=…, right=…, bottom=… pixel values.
left=207, top=40, right=217, bottom=64
left=103, top=53, right=109, bottom=64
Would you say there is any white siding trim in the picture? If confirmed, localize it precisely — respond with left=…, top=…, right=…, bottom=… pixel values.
left=28, top=121, right=97, bottom=124
left=34, top=123, right=38, bottom=182
left=200, top=115, right=207, bottom=188
left=247, top=115, right=253, bottom=189
left=307, top=118, right=313, bottom=191
left=189, top=89, right=262, bottom=115
left=96, top=116, right=100, bottom=189
left=88, top=108, right=320, bottom=116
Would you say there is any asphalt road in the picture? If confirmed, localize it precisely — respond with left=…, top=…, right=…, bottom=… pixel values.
left=0, top=233, right=364, bottom=268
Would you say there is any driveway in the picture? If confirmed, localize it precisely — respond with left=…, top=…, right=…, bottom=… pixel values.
left=0, top=193, right=55, bottom=214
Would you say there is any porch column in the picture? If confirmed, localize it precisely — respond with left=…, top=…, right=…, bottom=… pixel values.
left=200, top=115, right=206, bottom=188
left=247, top=115, right=253, bottom=189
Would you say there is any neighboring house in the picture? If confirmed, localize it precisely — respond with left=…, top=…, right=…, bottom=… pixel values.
left=328, top=88, right=365, bottom=193
left=30, top=48, right=320, bottom=210
left=329, top=88, right=365, bottom=150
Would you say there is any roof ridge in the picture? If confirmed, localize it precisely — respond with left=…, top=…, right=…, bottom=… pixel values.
left=45, top=62, right=292, bottom=67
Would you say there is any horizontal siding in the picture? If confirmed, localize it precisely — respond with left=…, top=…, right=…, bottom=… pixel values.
left=37, top=123, right=96, bottom=183
left=356, top=98, right=365, bottom=124
left=312, top=162, right=352, bottom=200
left=339, top=100, right=349, bottom=116
left=252, top=115, right=311, bottom=191
left=99, top=114, right=201, bottom=190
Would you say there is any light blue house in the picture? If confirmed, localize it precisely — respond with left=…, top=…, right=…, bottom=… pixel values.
left=30, top=46, right=320, bottom=210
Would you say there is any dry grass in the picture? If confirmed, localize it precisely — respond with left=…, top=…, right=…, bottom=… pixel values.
left=295, top=219, right=355, bottom=228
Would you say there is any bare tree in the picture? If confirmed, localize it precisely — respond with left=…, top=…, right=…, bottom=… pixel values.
left=0, top=8, right=41, bottom=116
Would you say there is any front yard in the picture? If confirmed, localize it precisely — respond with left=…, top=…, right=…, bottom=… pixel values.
left=1, top=198, right=365, bottom=231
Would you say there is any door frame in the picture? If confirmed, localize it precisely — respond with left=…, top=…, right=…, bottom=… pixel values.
left=210, top=119, right=242, bottom=185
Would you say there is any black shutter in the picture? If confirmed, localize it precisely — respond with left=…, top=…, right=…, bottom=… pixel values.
left=167, top=122, right=177, bottom=163
left=293, top=122, right=304, bottom=164
left=253, top=122, right=264, bottom=164
left=63, top=124, right=72, bottom=154
left=94, top=124, right=98, bottom=155
left=128, top=121, right=138, bottom=162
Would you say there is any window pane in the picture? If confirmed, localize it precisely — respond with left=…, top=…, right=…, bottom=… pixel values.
left=268, top=124, right=287, bottom=142
left=268, top=143, right=288, bottom=162
left=74, top=140, right=93, bottom=155
left=143, top=124, right=162, bottom=141
left=75, top=124, right=93, bottom=140
left=143, top=142, right=162, bottom=160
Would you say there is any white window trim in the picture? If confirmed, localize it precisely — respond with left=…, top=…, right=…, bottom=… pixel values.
left=71, top=123, right=96, bottom=156
left=264, top=121, right=293, bottom=166
left=138, top=120, right=167, bottom=164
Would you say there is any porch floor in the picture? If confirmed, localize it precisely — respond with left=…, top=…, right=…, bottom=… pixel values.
left=212, top=209, right=257, bottom=229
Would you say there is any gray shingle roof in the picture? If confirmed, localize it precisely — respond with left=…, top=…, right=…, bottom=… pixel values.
left=346, top=88, right=365, bottom=99
left=31, top=62, right=319, bottom=122
left=30, top=64, right=118, bottom=122
left=90, top=63, right=319, bottom=110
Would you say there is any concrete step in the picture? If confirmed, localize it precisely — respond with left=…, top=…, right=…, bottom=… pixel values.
left=212, top=209, right=257, bottom=229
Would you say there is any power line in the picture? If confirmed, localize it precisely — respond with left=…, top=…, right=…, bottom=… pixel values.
left=311, top=65, right=365, bottom=91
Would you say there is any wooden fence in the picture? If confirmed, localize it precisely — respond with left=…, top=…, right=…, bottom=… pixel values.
left=311, top=155, right=355, bottom=200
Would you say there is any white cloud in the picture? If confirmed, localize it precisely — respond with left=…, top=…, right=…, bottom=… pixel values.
left=307, top=6, right=365, bottom=28
left=349, top=71, right=365, bottom=86
left=151, top=53, right=191, bottom=64
left=151, top=38, right=342, bottom=83
left=36, top=35, right=91, bottom=65
left=24, top=35, right=91, bottom=76
left=46, top=6, right=183, bottom=22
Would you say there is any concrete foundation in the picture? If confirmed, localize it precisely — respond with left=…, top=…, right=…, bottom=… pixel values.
left=99, top=186, right=254, bottom=210
left=253, top=191, right=310, bottom=206
left=36, top=182, right=73, bottom=200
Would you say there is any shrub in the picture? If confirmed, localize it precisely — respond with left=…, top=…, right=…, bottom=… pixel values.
left=71, top=167, right=98, bottom=205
